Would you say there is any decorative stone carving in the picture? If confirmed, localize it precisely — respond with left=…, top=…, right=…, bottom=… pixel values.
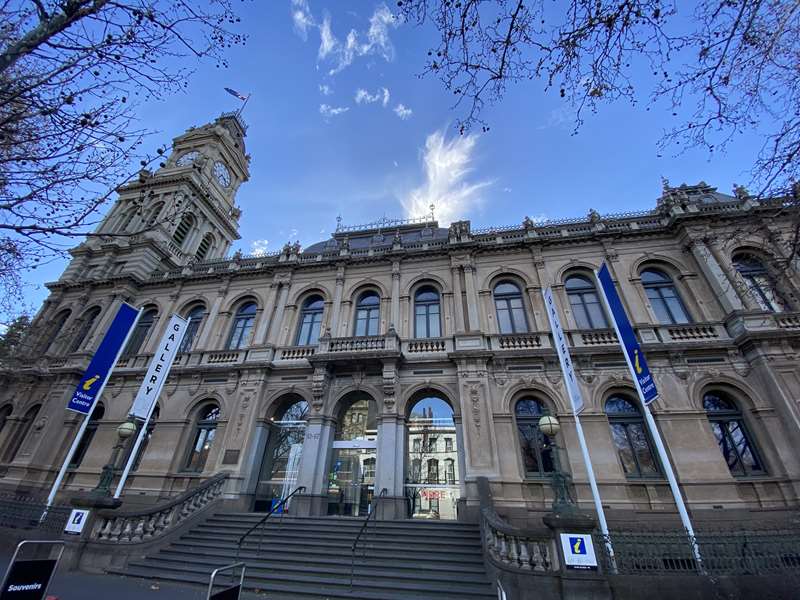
left=469, top=383, right=481, bottom=438
left=311, top=365, right=330, bottom=412
left=727, top=349, right=752, bottom=377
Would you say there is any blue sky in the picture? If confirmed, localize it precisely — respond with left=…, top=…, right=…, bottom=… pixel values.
left=22, top=1, right=766, bottom=312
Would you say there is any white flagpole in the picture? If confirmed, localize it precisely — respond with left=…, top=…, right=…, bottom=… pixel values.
left=593, top=268, right=701, bottom=565
left=45, top=306, right=142, bottom=510
left=113, top=402, right=155, bottom=499
left=236, top=93, right=251, bottom=118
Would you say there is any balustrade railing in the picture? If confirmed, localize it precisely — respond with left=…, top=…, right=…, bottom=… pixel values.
left=203, top=350, right=244, bottom=364
left=496, top=334, right=542, bottom=350
left=278, top=346, right=316, bottom=360
left=580, top=330, right=618, bottom=346
left=776, top=313, right=800, bottom=330
left=406, top=338, right=448, bottom=353
left=480, top=506, right=554, bottom=572
left=89, top=473, right=228, bottom=544
left=327, top=336, right=386, bottom=353
left=665, top=324, right=720, bottom=341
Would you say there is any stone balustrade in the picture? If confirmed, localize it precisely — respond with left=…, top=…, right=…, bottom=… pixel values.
left=481, top=506, right=555, bottom=573
left=202, top=350, right=245, bottom=365
left=578, top=329, right=619, bottom=346
left=278, top=345, right=316, bottom=360
left=495, top=334, right=542, bottom=350
left=665, top=324, right=721, bottom=341
left=776, top=313, right=800, bottom=330
left=89, top=472, right=228, bottom=544
left=405, top=338, right=449, bottom=353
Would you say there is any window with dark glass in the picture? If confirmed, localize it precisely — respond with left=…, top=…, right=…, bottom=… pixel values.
left=354, top=291, right=380, bottom=336
left=69, top=306, right=102, bottom=352
left=259, top=399, right=308, bottom=488
left=493, top=281, right=528, bottom=334
left=146, top=202, right=164, bottom=226
left=227, top=302, right=257, bottom=349
left=605, top=396, right=660, bottom=478
left=43, top=310, right=71, bottom=354
left=640, top=269, right=691, bottom=325
left=565, top=275, right=608, bottom=329
left=732, top=253, right=784, bottom=312
left=131, top=406, right=159, bottom=472
left=515, top=398, right=554, bottom=477
left=122, top=309, right=157, bottom=358
left=364, top=457, right=376, bottom=479
left=195, top=233, right=215, bottom=261
left=445, top=437, right=453, bottom=452
left=173, top=213, right=195, bottom=246
left=412, top=438, right=421, bottom=453
left=184, top=404, right=220, bottom=472
left=427, top=458, right=439, bottom=483
left=445, top=459, right=456, bottom=484
left=296, top=295, right=324, bottom=346
left=410, top=458, right=422, bottom=482
left=2, top=404, right=40, bottom=463
left=414, top=286, right=441, bottom=338
left=179, top=306, right=205, bottom=353
left=69, top=403, right=105, bottom=468
left=704, top=392, right=764, bottom=476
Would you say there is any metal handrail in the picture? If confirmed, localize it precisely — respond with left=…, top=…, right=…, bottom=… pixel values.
left=235, top=486, right=305, bottom=561
left=350, top=488, right=388, bottom=591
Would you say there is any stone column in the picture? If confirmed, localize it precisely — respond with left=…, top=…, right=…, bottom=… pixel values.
left=390, top=262, right=401, bottom=330
left=441, top=292, right=454, bottom=337
left=374, top=413, right=407, bottom=519
left=293, top=416, right=335, bottom=517
left=328, top=267, right=345, bottom=335
left=450, top=266, right=466, bottom=333
left=463, top=265, right=481, bottom=332
left=688, top=238, right=745, bottom=313
left=266, top=283, right=290, bottom=346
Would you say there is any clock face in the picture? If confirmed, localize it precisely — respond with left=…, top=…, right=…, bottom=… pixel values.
left=213, top=161, right=231, bottom=187
left=175, top=150, right=200, bottom=166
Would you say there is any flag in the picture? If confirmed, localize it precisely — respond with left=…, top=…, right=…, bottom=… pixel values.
left=225, top=87, right=248, bottom=101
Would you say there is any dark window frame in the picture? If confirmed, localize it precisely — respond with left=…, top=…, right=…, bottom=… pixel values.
left=183, top=403, right=221, bottom=473
left=704, top=392, right=765, bottom=477
left=414, top=286, right=442, bottom=338
left=640, top=269, right=692, bottom=325
left=493, top=281, right=529, bottom=334
left=226, top=302, right=257, bottom=350
left=354, top=291, right=381, bottom=337
left=605, top=395, right=661, bottom=479
left=565, top=275, right=609, bottom=329
left=179, top=305, right=205, bottom=354
left=296, top=296, right=325, bottom=346
left=514, top=398, right=555, bottom=478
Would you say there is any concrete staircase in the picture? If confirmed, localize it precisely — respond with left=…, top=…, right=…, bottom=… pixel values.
left=108, top=512, right=497, bottom=599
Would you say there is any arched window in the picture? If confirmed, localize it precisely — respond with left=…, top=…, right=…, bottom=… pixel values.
left=131, top=406, right=159, bottom=472
left=704, top=392, right=764, bottom=476
left=2, top=404, right=40, bottom=463
left=641, top=269, right=691, bottom=325
left=354, top=291, right=380, bottom=336
left=184, top=403, right=220, bottom=472
left=565, top=275, right=608, bottom=329
left=0, top=404, right=12, bottom=437
left=195, top=233, right=215, bottom=261
left=605, top=395, right=659, bottom=478
left=117, top=206, right=137, bottom=233
left=296, top=295, right=324, bottom=346
left=146, top=202, right=164, bottom=226
left=227, top=302, right=257, bottom=349
left=69, top=403, right=105, bottom=468
left=43, top=309, right=71, bottom=354
left=493, top=281, right=528, bottom=334
left=69, top=306, right=102, bottom=353
left=122, top=308, right=157, bottom=358
left=414, top=286, right=441, bottom=338
left=515, top=398, right=554, bottom=477
left=426, top=458, right=440, bottom=484
left=179, top=305, right=205, bottom=353
left=172, top=213, right=195, bottom=247
left=732, top=253, right=784, bottom=312
left=257, top=398, right=308, bottom=507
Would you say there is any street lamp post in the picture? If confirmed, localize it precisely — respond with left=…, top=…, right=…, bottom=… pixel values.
left=91, top=418, right=137, bottom=500
left=538, top=415, right=578, bottom=515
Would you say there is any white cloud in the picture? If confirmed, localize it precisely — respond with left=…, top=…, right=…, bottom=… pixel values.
left=355, top=87, right=390, bottom=106
left=402, top=130, right=493, bottom=225
left=319, top=104, right=349, bottom=119
left=503, top=187, right=512, bottom=193
left=393, top=103, right=412, bottom=120
left=291, top=0, right=314, bottom=39
left=319, top=4, right=402, bottom=75
left=251, top=239, right=270, bottom=256
left=319, top=83, right=333, bottom=95
left=318, top=13, right=337, bottom=59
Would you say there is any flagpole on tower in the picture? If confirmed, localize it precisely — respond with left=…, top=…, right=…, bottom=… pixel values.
left=236, top=94, right=251, bottom=118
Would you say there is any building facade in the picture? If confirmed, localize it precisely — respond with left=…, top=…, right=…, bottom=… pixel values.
left=1, top=114, right=799, bottom=531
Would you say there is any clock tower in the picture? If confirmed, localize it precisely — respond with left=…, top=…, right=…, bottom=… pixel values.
left=59, top=113, right=250, bottom=283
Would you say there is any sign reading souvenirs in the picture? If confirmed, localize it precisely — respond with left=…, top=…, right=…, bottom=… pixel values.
left=559, top=533, right=598, bottom=570
left=129, top=313, right=188, bottom=419
left=595, top=264, right=659, bottom=404
left=64, top=509, right=90, bottom=535
left=0, top=541, right=63, bottom=600
left=66, top=303, right=140, bottom=415
left=543, top=287, right=584, bottom=414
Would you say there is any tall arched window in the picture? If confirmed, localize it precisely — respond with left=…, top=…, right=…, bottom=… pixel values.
left=296, top=296, right=324, bottom=346
left=195, top=233, right=215, bottom=261
left=122, top=308, right=157, bottom=358
left=43, top=309, right=71, bottom=354
left=515, top=398, right=554, bottom=477
left=414, top=286, right=441, bottom=338
left=179, top=305, right=205, bottom=353
left=0, top=404, right=12, bottom=437
left=2, top=404, right=40, bottom=463
left=732, top=253, right=784, bottom=312
left=69, top=306, right=102, bottom=352
left=704, top=392, right=764, bottom=476
left=354, top=291, right=380, bottom=336
left=493, top=281, right=528, bottom=334
left=641, top=269, right=691, bottom=324
left=565, top=275, right=608, bottom=329
left=605, top=396, right=659, bottom=478
left=69, top=403, right=105, bottom=468
left=426, top=458, right=440, bottom=483
left=184, top=403, right=220, bottom=472
left=227, top=302, right=257, bottom=349
left=173, top=213, right=195, bottom=247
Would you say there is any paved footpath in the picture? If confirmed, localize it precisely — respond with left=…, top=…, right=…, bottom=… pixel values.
left=0, top=552, right=267, bottom=600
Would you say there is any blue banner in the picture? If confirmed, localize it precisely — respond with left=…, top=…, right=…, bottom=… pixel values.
left=596, top=264, right=658, bottom=404
left=66, top=303, right=140, bottom=415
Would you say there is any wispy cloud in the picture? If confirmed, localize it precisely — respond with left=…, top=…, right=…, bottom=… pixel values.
left=319, top=83, right=333, bottom=96
left=320, top=104, right=349, bottom=119
left=537, top=105, right=576, bottom=131
left=291, top=0, right=314, bottom=39
left=393, top=103, right=412, bottom=120
left=251, top=239, right=270, bottom=256
left=318, top=13, right=337, bottom=59
left=402, top=129, right=493, bottom=225
left=355, top=87, right=390, bottom=107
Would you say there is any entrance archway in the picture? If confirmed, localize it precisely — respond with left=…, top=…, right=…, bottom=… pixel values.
left=254, top=396, right=308, bottom=511
left=327, top=392, right=377, bottom=516
left=405, top=394, right=460, bottom=520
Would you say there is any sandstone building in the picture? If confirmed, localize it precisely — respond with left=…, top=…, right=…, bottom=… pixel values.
left=1, top=113, right=799, bottom=537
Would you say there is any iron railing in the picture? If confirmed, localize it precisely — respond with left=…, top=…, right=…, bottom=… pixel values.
left=0, top=491, right=71, bottom=534
left=595, top=528, right=800, bottom=576
left=235, top=486, right=305, bottom=561
left=350, top=488, right=388, bottom=590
